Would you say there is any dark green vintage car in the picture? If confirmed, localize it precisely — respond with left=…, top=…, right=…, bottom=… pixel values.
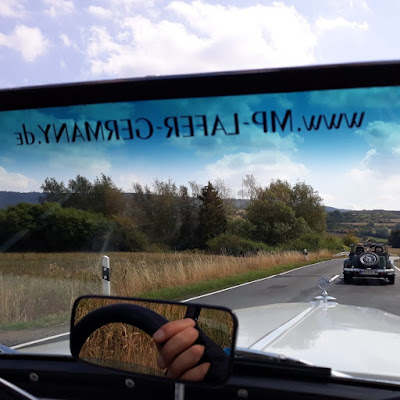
left=343, top=243, right=396, bottom=284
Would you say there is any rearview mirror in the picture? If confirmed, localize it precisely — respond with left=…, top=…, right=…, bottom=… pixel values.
left=70, top=296, right=237, bottom=384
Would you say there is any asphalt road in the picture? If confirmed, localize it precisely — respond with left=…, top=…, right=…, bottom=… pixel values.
left=12, top=257, right=400, bottom=353
left=187, top=258, right=400, bottom=317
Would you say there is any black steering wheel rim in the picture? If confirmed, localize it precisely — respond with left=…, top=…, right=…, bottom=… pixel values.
left=70, top=303, right=169, bottom=357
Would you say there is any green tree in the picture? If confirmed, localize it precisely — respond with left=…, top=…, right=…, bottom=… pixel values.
left=91, top=174, right=125, bottom=216
left=238, top=174, right=260, bottom=200
left=40, top=174, right=125, bottom=216
left=213, top=178, right=235, bottom=216
left=131, top=179, right=180, bottom=246
left=259, top=180, right=326, bottom=234
left=226, top=217, right=256, bottom=239
left=40, top=177, right=68, bottom=204
left=175, top=185, right=198, bottom=250
left=269, top=179, right=292, bottom=204
left=109, top=215, right=151, bottom=252
left=197, top=182, right=227, bottom=248
left=342, top=232, right=358, bottom=247
left=246, top=190, right=309, bottom=245
left=290, top=182, right=326, bottom=232
left=43, top=206, right=110, bottom=251
left=64, top=175, right=93, bottom=210
left=151, top=179, right=180, bottom=245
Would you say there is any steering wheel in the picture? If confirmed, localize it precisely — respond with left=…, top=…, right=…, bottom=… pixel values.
left=70, top=303, right=229, bottom=383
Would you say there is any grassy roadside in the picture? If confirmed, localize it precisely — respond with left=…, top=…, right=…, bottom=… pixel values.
left=141, top=257, right=330, bottom=301
left=0, top=312, right=70, bottom=332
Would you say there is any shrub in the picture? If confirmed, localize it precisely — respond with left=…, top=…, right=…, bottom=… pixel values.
left=281, top=232, right=343, bottom=252
left=342, top=233, right=358, bottom=247
left=206, top=233, right=272, bottom=256
left=226, top=218, right=255, bottom=239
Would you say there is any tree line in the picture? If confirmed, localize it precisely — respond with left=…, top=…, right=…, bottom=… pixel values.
left=0, top=174, right=344, bottom=254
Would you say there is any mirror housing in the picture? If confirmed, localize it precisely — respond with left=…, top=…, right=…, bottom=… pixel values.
left=70, top=295, right=237, bottom=384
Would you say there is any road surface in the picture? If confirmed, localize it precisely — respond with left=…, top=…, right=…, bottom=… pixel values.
left=187, top=258, right=400, bottom=316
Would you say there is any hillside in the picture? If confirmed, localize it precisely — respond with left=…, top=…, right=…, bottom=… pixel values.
left=327, top=209, right=400, bottom=241
left=0, top=192, right=41, bottom=209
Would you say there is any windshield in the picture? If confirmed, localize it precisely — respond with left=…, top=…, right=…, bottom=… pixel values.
left=1, top=79, right=400, bottom=382
left=2, top=0, right=400, bottom=386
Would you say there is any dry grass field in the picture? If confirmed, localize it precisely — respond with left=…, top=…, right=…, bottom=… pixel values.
left=0, top=250, right=332, bottom=329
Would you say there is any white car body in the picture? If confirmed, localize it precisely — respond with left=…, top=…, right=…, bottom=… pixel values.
left=16, top=290, right=400, bottom=385
left=235, top=299, right=400, bottom=383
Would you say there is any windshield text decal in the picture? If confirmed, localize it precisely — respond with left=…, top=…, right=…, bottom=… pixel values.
left=13, top=110, right=365, bottom=146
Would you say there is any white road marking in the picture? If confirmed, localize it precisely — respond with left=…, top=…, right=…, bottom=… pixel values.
left=183, top=259, right=332, bottom=302
left=11, top=332, right=69, bottom=350
left=395, top=266, right=400, bottom=272
left=330, top=275, right=340, bottom=282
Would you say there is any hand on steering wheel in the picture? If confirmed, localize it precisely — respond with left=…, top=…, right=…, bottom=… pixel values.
left=153, top=318, right=211, bottom=381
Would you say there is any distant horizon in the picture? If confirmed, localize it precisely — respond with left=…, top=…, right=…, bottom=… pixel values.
left=1, top=190, right=400, bottom=213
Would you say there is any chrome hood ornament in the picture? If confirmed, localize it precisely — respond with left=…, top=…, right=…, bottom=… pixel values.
left=313, top=276, right=336, bottom=302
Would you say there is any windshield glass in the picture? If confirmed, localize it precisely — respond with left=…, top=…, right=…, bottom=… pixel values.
left=1, top=80, right=400, bottom=382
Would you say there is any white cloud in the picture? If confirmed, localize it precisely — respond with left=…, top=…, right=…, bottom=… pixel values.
left=47, top=148, right=112, bottom=179
left=87, top=26, right=122, bottom=59
left=316, top=16, right=368, bottom=33
left=0, top=0, right=25, bottom=17
left=116, top=173, right=145, bottom=191
left=110, top=0, right=155, bottom=12
left=320, top=192, right=336, bottom=204
left=59, top=33, right=80, bottom=51
left=0, top=25, right=49, bottom=62
left=205, top=150, right=308, bottom=195
left=44, top=0, right=75, bottom=18
left=0, top=166, right=37, bottom=191
left=345, top=168, right=400, bottom=209
left=60, top=34, right=72, bottom=47
left=85, top=1, right=317, bottom=77
left=351, top=121, right=400, bottom=180
left=348, top=0, right=371, bottom=12
left=357, top=121, right=400, bottom=150
left=344, top=121, right=400, bottom=208
left=87, top=5, right=113, bottom=19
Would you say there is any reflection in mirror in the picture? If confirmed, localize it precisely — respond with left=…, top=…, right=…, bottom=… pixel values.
left=70, top=296, right=237, bottom=383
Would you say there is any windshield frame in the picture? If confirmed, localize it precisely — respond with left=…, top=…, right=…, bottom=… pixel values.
left=2, top=61, right=400, bottom=112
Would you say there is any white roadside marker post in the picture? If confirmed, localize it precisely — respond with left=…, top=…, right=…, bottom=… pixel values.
left=102, top=255, right=110, bottom=295
left=303, top=248, right=309, bottom=262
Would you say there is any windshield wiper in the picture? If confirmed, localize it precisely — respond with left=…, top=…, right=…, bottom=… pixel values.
left=235, top=348, right=315, bottom=367
left=234, top=348, right=332, bottom=379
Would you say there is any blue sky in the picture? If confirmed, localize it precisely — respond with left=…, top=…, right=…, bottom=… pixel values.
left=1, top=1, right=400, bottom=210
left=1, top=0, right=400, bottom=88
left=2, top=86, right=400, bottom=210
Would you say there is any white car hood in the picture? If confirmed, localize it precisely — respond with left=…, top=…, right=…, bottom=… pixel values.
left=235, top=300, right=400, bottom=382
